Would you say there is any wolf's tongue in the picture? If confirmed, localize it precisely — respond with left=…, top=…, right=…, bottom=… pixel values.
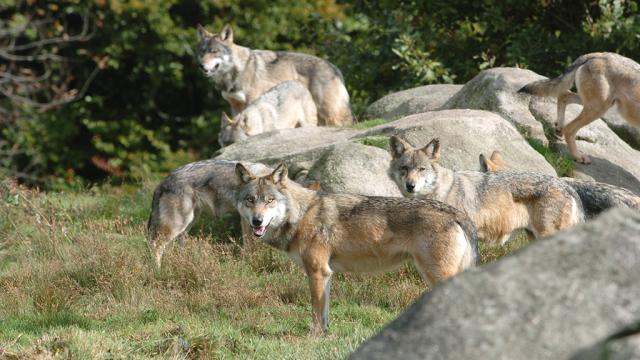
left=253, top=226, right=266, bottom=236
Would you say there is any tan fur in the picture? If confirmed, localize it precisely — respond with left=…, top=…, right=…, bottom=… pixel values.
left=197, top=24, right=353, bottom=126
left=390, top=136, right=584, bottom=245
left=519, top=52, right=640, bottom=164
left=147, top=160, right=321, bottom=269
left=478, top=150, right=507, bottom=173
left=479, top=149, right=640, bottom=219
left=235, top=163, right=477, bottom=335
left=218, top=80, right=318, bottom=147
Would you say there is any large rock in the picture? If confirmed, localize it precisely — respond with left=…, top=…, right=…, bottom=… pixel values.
left=214, top=127, right=358, bottom=164
left=365, top=84, right=462, bottom=120
left=443, top=67, right=640, bottom=194
left=350, top=209, right=640, bottom=360
left=307, top=142, right=403, bottom=197
left=215, top=109, right=557, bottom=193
left=360, top=109, right=556, bottom=174
left=603, top=105, right=640, bottom=150
left=442, top=67, right=548, bottom=143
left=573, top=326, right=640, bottom=360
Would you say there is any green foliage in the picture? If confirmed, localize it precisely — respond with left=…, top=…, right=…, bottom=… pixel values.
left=3, top=0, right=640, bottom=186
left=392, top=34, right=455, bottom=84
left=527, top=139, right=575, bottom=177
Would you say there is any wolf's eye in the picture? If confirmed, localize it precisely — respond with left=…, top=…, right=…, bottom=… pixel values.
left=245, top=196, right=255, bottom=203
left=419, top=167, right=427, bottom=171
left=266, top=198, right=274, bottom=204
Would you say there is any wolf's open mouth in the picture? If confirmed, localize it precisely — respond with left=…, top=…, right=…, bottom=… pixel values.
left=253, top=225, right=267, bottom=237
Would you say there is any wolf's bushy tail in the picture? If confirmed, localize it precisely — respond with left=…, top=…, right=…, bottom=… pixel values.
left=518, top=54, right=600, bottom=97
left=566, top=179, right=640, bottom=219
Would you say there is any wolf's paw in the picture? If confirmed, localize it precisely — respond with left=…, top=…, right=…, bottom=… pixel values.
left=574, top=152, right=592, bottom=165
left=309, top=325, right=329, bottom=337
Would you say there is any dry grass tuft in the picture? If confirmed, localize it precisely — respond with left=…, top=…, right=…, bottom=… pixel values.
left=0, top=179, right=528, bottom=358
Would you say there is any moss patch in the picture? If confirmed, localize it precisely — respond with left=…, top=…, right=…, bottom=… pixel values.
left=353, top=136, right=390, bottom=150
left=527, top=138, right=574, bottom=177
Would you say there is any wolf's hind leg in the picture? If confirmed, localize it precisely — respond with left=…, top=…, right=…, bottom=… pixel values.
left=148, top=196, right=196, bottom=269
left=557, top=91, right=581, bottom=135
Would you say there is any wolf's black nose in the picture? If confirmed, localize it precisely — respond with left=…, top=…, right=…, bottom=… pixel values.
left=252, top=217, right=263, bottom=227
left=406, top=183, right=415, bottom=192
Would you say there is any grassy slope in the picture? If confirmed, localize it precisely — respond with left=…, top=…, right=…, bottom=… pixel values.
left=0, top=179, right=527, bottom=359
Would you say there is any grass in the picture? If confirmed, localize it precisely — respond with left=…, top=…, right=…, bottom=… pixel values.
left=352, top=136, right=390, bottom=150
left=527, top=138, right=575, bottom=177
left=349, top=118, right=388, bottom=130
left=478, top=231, right=530, bottom=264
left=0, top=177, right=528, bottom=359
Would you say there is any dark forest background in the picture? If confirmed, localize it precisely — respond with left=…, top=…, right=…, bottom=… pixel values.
left=2, top=0, right=639, bottom=187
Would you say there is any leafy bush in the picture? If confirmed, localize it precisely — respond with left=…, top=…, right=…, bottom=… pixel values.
left=2, top=0, right=640, bottom=186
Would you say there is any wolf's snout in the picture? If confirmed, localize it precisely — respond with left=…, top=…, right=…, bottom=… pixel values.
left=405, top=183, right=416, bottom=192
left=251, top=217, right=264, bottom=227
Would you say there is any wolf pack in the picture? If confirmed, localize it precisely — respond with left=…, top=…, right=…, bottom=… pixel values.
left=147, top=24, right=640, bottom=335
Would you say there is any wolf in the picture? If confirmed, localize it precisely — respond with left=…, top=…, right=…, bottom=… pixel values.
left=147, top=159, right=275, bottom=269
left=197, top=24, right=353, bottom=127
left=518, top=52, right=640, bottom=164
left=234, top=162, right=478, bottom=335
left=479, top=150, right=640, bottom=219
left=147, top=160, right=322, bottom=269
left=389, top=136, right=584, bottom=245
left=218, top=80, right=318, bottom=147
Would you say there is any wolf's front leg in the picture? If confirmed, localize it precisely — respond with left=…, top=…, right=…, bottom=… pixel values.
left=307, top=270, right=332, bottom=336
left=303, top=249, right=333, bottom=336
left=239, top=219, right=255, bottom=251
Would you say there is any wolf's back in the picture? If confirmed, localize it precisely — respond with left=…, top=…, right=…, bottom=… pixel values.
left=518, top=53, right=602, bottom=97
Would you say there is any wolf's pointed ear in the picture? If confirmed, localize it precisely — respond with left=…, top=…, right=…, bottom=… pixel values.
left=219, top=24, right=234, bottom=43
left=197, top=24, right=212, bottom=41
left=481, top=150, right=507, bottom=172
left=390, top=136, right=411, bottom=159
left=235, top=163, right=255, bottom=184
left=490, top=150, right=505, bottom=166
left=479, top=154, right=490, bottom=173
left=270, top=162, right=289, bottom=185
left=421, top=138, right=440, bottom=161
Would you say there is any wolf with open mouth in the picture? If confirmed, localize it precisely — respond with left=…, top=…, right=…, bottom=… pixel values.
left=233, top=162, right=478, bottom=335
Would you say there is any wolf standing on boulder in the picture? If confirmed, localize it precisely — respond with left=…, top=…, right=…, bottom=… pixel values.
left=197, top=24, right=353, bottom=127
left=519, top=52, right=640, bottom=164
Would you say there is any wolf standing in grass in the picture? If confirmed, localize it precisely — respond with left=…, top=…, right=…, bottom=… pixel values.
left=218, top=80, right=318, bottom=147
left=389, top=136, right=584, bottom=245
left=197, top=24, right=353, bottom=127
left=234, top=162, right=478, bottom=335
left=147, top=160, right=274, bottom=269
left=519, top=52, right=640, bottom=164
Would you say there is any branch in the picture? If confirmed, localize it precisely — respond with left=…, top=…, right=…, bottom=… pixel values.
left=8, top=13, right=96, bottom=52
